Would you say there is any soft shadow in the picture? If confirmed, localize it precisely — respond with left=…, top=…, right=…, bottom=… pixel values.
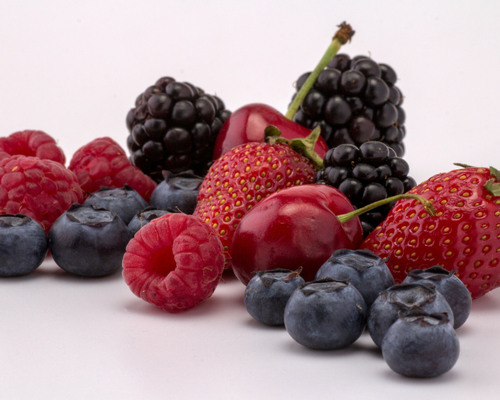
left=243, top=316, right=286, bottom=331
left=377, top=365, right=461, bottom=383
left=283, top=338, right=366, bottom=358
left=471, top=294, right=500, bottom=312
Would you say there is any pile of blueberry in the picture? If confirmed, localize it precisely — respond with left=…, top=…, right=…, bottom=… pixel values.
left=0, top=173, right=203, bottom=278
left=244, top=249, right=471, bottom=378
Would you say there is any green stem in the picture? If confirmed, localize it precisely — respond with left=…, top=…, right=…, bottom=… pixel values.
left=337, top=194, right=436, bottom=224
left=285, top=22, right=354, bottom=120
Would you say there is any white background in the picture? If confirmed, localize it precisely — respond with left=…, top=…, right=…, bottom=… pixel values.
left=1, top=1, right=500, bottom=399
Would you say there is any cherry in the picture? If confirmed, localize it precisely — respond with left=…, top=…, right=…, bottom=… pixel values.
left=213, top=103, right=329, bottom=160
left=230, top=184, right=363, bottom=284
left=212, top=23, right=355, bottom=160
left=230, top=185, right=435, bottom=285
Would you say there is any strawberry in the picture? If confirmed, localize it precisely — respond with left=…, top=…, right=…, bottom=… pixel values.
left=193, top=127, right=321, bottom=265
left=360, top=165, right=500, bottom=299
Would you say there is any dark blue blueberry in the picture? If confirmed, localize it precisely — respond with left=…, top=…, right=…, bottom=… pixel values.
left=48, top=204, right=130, bottom=277
left=284, top=278, right=367, bottom=350
left=382, top=309, right=459, bottom=378
left=149, top=170, right=202, bottom=214
left=403, top=266, right=472, bottom=329
left=128, top=206, right=176, bottom=236
left=83, top=185, right=148, bottom=225
left=0, top=214, right=48, bottom=277
left=244, top=268, right=305, bottom=326
left=315, top=249, right=395, bottom=308
left=367, top=282, right=454, bottom=348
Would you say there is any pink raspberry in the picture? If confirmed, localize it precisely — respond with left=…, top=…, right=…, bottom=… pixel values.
left=0, top=130, right=66, bottom=165
left=0, top=155, right=84, bottom=233
left=122, top=213, right=225, bottom=313
left=69, top=137, right=157, bottom=201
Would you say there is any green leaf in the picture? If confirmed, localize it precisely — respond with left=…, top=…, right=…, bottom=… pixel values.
left=484, top=179, right=500, bottom=197
left=453, top=163, right=475, bottom=169
left=489, top=166, right=500, bottom=181
left=264, top=125, right=282, bottom=138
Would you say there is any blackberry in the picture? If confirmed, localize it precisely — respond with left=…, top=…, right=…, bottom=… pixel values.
left=315, top=141, right=416, bottom=236
left=291, top=54, right=406, bottom=156
left=126, top=77, right=231, bottom=182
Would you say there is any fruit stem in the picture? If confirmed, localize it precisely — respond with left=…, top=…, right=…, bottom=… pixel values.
left=285, top=22, right=355, bottom=121
left=337, top=194, right=436, bottom=225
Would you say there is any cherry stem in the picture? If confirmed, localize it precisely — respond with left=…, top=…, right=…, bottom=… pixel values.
left=285, top=22, right=355, bottom=121
left=337, top=194, right=436, bottom=225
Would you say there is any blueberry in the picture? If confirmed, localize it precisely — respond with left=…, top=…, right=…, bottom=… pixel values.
left=244, top=268, right=305, bottom=326
left=367, top=282, right=454, bottom=348
left=83, top=185, right=148, bottom=225
left=128, top=206, right=176, bottom=236
left=48, top=204, right=130, bottom=277
left=149, top=170, right=202, bottom=214
left=315, top=249, right=395, bottom=308
left=0, top=214, right=48, bottom=277
left=284, top=278, right=367, bottom=350
left=403, top=266, right=472, bottom=329
left=382, top=309, right=459, bottom=378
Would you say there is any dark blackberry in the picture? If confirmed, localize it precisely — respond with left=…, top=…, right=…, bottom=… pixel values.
left=126, top=77, right=231, bottom=182
left=291, top=54, right=406, bottom=156
left=316, top=141, right=416, bottom=237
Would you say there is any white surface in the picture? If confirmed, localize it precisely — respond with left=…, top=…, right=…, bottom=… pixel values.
left=1, top=1, right=500, bottom=399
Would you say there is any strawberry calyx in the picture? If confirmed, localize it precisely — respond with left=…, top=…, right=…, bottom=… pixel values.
left=454, top=163, right=500, bottom=197
left=285, top=22, right=355, bottom=121
left=265, top=125, right=324, bottom=170
left=337, top=194, right=437, bottom=225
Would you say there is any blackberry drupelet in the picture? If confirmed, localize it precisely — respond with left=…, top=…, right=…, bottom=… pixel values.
left=126, top=77, right=231, bottom=182
left=291, top=54, right=406, bottom=156
left=315, top=141, right=416, bottom=236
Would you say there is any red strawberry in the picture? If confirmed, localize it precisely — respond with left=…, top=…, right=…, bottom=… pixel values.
left=193, top=128, right=320, bottom=265
left=360, top=165, right=500, bottom=299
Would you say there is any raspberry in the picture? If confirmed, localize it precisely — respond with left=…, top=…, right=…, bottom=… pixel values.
left=68, top=137, right=157, bottom=201
left=122, top=213, right=225, bottom=313
left=0, top=155, right=84, bottom=233
left=0, top=130, right=66, bottom=165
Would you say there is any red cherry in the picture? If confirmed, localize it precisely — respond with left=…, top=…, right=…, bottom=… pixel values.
left=230, top=184, right=364, bottom=284
left=213, top=103, right=329, bottom=160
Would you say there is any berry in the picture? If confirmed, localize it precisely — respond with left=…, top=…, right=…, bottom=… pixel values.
left=315, top=248, right=395, bottom=307
left=0, top=214, right=48, bottom=276
left=0, top=130, right=66, bottom=165
left=316, top=141, right=416, bottom=236
left=68, top=137, right=157, bottom=202
left=49, top=204, right=130, bottom=277
left=126, top=77, right=232, bottom=181
left=82, top=185, right=148, bottom=225
left=291, top=54, right=406, bottom=156
left=382, top=310, right=459, bottom=378
left=244, top=268, right=305, bottom=326
left=230, top=184, right=363, bottom=284
left=213, top=103, right=329, bottom=161
left=193, top=136, right=318, bottom=265
left=284, top=278, right=367, bottom=350
left=149, top=170, right=202, bottom=214
left=0, top=155, right=84, bottom=233
left=128, top=206, right=175, bottom=237
left=403, top=266, right=472, bottom=329
left=360, top=165, right=500, bottom=299
left=122, top=213, right=225, bottom=313
left=367, top=283, right=454, bottom=348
